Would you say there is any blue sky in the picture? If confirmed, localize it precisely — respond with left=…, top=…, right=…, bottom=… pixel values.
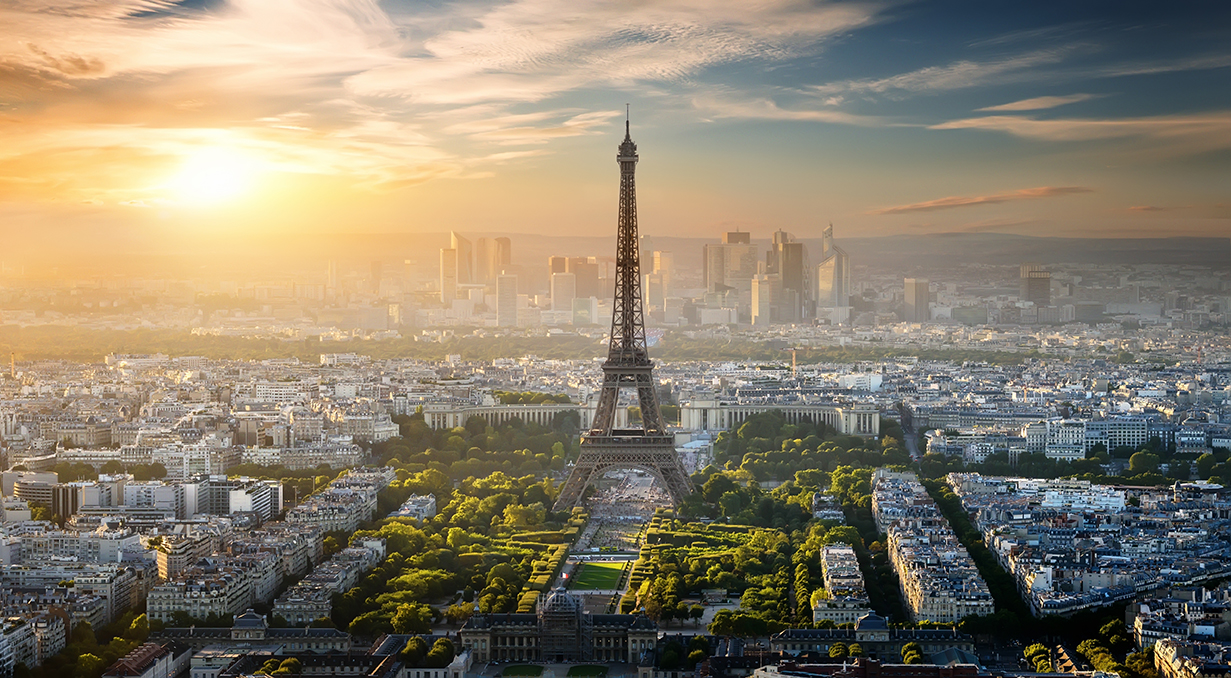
left=1, top=0, right=1228, bottom=241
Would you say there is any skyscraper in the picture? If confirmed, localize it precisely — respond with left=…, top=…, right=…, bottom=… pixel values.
left=1020, top=263, right=1051, bottom=307
left=816, top=224, right=850, bottom=318
left=766, top=230, right=807, bottom=321
left=751, top=273, right=781, bottom=325
left=548, top=256, right=568, bottom=275
left=496, top=274, right=517, bottom=327
left=474, top=237, right=511, bottom=286
left=439, top=248, right=457, bottom=304
left=450, top=232, right=473, bottom=285
left=904, top=278, right=930, bottom=322
left=551, top=272, right=576, bottom=312
left=652, top=250, right=674, bottom=297
left=567, top=257, right=601, bottom=299
left=701, top=233, right=757, bottom=291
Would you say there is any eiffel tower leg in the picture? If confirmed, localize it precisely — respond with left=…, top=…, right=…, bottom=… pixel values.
left=553, top=455, right=599, bottom=511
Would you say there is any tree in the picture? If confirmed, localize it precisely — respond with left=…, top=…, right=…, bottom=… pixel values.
left=849, top=644, right=863, bottom=657
left=718, top=491, right=743, bottom=517
left=829, top=642, right=848, bottom=659
left=70, top=620, right=98, bottom=648
left=123, top=614, right=150, bottom=643
left=391, top=603, right=433, bottom=634
left=1130, top=451, right=1160, bottom=475
left=101, top=460, right=126, bottom=475
left=76, top=654, right=105, bottom=678
left=323, top=536, right=341, bottom=556
left=425, top=638, right=456, bottom=668
left=702, top=474, right=738, bottom=503
left=690, top=605, right=704, bottom=625
left=401, top=636, right=428, bottom=666
left=1197, top=453, right=1216, bottom=479
left=445, top=604, right=474, bottom=625
left=309, top=617, right=336, bottom=628
left=901, top=642, right=922, bottom=662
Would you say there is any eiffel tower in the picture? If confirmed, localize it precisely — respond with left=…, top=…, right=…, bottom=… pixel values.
left=553, top=114, right=694, bottom=511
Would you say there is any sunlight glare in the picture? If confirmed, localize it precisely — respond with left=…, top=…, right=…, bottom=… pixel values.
left=170, top=148, right=257, bottom=204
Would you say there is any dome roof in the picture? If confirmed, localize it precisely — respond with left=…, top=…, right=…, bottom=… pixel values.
left=855, top=613, right=888, bottom=630
left=540, top=588, right=581, bottom=615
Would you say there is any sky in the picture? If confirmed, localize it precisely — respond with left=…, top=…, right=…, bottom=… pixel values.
left=2, top=0, right=1230, bottom=246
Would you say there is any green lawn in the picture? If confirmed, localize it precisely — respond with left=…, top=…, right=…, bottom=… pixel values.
left=502, top=666, right=544, bottom=677
left=567, top=666, right=608, bottom=677
left=568, top=562, right=624, bottom=589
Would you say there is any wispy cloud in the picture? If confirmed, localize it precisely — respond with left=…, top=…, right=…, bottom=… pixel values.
left=977, top=93, right=1099, bottom=111
left=0, top=0, right=889, bottom=203
left=812, top=47, right=1078, bottom=96
left=692, top=94, right=888, bottom=126
left=1126, top=204, right=1231, bottom=218
left=869, top=186, right=1093, bottom=215
left=930, top=112, right=1231, bottom=152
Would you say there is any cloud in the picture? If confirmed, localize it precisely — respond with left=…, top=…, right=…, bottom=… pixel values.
left=930, top=112, right=1231, bottom=152
left=869, top=186, right=1093, bottom=215
left=692, top=94, right=887, bottom=126
left=0, top=0, right=889, bottom=204
left=977, top=93, right=1098, bottom=112
left=350, top=0, right=883, bottom=103
left=1126, top=204, right=1231, bottom=219
left=812, top=47, right=1077, bottom=97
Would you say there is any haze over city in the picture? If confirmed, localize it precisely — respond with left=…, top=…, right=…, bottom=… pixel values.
left=3, top=0, right=1229, bottom=259
left=1, top=6, right=1231, bottom=678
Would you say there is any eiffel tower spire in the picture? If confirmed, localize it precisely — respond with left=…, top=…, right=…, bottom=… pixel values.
left=553, top=115, right=694, bottom=511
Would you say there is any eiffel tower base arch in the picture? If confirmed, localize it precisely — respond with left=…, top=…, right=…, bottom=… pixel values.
left=552, top=435, right=693, bottom=511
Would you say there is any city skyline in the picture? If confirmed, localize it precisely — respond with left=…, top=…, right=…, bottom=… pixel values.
left=1, top=1, right=1229, bottom=249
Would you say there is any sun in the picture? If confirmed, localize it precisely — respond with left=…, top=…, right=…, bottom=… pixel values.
left=169, top=148, right=258, bottom=204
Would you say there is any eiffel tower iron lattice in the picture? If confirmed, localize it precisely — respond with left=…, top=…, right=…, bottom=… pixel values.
left=553, top=116, right=694, bottom=511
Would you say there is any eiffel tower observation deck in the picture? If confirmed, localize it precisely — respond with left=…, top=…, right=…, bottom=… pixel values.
left=553, top=115, right=694, bottom=511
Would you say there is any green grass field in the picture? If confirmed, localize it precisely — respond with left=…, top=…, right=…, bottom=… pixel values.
left=568, top=561, right=624, bottom=589
left=502, top=666, right=544, bottom=677
left=567, top=666, right=608, bottom=677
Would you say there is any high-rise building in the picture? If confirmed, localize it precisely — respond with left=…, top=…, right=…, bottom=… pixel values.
left=644, top=272, right=666, bottom=310
left=724, top=231, right=751, bottom=244
left=816, top=224, right=850, bottom=316
left=476, top=237, right=512, bottom=285
left=439, top=248, right=457, bottom=304
left=701, top=237, right=757, bottom=291
left=1020, top=263, right=1051, bottom=307
left=496, top=274, right=518, bottom=327
left=652, top=251, right=674, bottom=297
left=904, top=278, right=930, bottom=323
left=548, top=256, right=568, bottom=275
left=451, top=232, right=473, bottom=285
left=475, top=239, right=493, bottom=285
left=751, top=274, right=781, bottom=325
left=567, top=257, right=601, bottom=299
left=766, top=230, right=807, bottom=321
left=551, top=272, right=576, bottom=312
